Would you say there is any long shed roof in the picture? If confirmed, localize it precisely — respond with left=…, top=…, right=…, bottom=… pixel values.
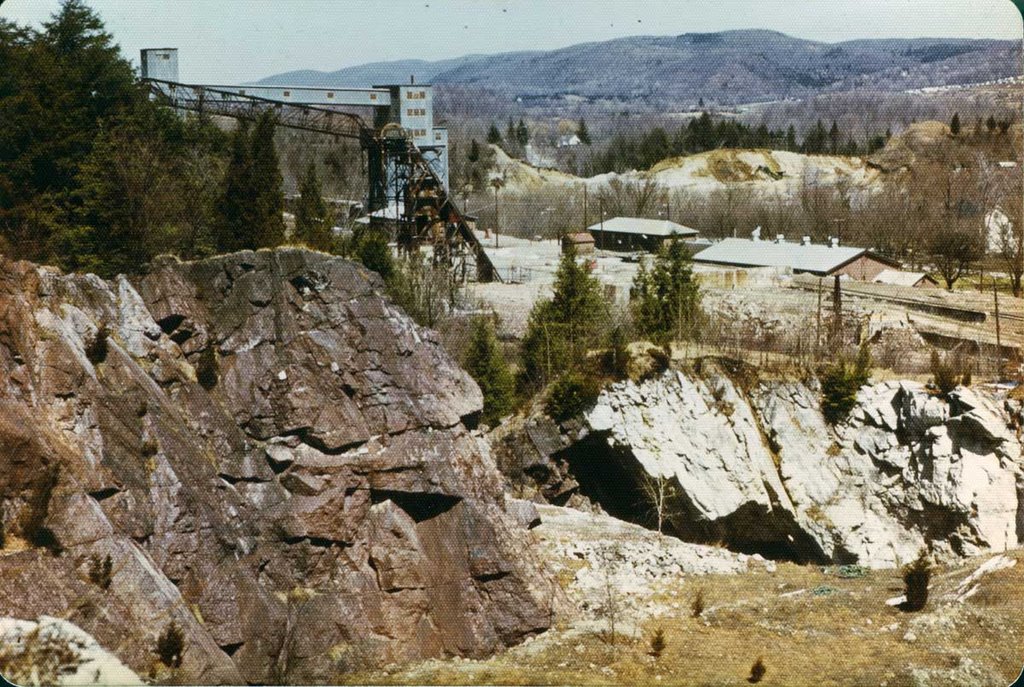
left=692, top=238, right=892, bottom=275
left=586, top=217, right=699, bottom=238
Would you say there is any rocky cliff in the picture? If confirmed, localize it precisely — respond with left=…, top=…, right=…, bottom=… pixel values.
left=527, top=359, right=1022, bottom=569
left=0, top=250, right=557, bottom=683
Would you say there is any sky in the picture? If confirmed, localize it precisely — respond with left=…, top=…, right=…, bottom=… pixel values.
left=2, top=0, right=1022, bottom=83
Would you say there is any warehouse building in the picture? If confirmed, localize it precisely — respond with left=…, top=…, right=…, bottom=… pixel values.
left=692, top=235, right=900, bottom=279
left=586, top=217, right=700, bottom=252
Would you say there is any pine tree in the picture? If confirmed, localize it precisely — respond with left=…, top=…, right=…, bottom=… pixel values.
left=294, top=162, right=333, bottom=251
left=631, top=239, right=701, bottom=344
left=519, top=244, right=605, bottom=389
left=516, top=119, right=529, bottom=146
left=986, top=115, right=997, bottom=133
left=785, top=125, right=797, bottom=151
left=950, top=112, right=961, bottom=136
left=464, top=316, right=516, bottom=426
left=828, top=120, right=840, bottom=154
left=249, top=111, right=285, bottom=248
left=214, top=122, right=255, bottom=252
left=577, top=118, right=591, bottom=145
left=506, top=119, right=517, bottom=146
left=467, top=139, right=481, bottom=162
left=486, top=123, right=502, bottom=145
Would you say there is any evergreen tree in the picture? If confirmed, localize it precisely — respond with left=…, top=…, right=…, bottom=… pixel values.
left=785, top=125, right=797, bottom=151
left=214, top=122, right=255, bottom=252
left=356, top=230, right=394, bottom=281
left=516, top=119, right=529, bottom=146
left=293, top=162, right=333, bottom=251
left=464, top=316, right=515, bottom=426
left=0, top=0, right=141, bottom=262
left=577, top=118, right=591, bottom=145
left=486, top=122, right=502, bottom=145
left=249, top=111, right=285, bottom=248
left=467, top=139, right=481, bottom=162
left=828, top=121, right=840, bottom=154
left=950, top=112, right=961, bottom=136
left=506, top=119, right=517, bottom=146
left=986, top=115, right=997, bottom=133
left=631, top=239, right=701, bottom=344
left=519, top=244, right=605, bottom=389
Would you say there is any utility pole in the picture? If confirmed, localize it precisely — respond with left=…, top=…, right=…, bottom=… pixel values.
left=583, top=184, right=588, bottom=232
left=832, top=274, right=843, bottom=348
left=493, top=183, right=499, bottom=249
left=994, top=282, right=1002, bottom=371
left=816, top=277, right=823, bottom=360
left=599, top=197, right=605, bottom=250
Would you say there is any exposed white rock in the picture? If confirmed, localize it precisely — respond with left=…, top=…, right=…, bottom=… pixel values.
left=583, top=366, right=1022, bottom=569
left=0, top=616, right=143, bottom=686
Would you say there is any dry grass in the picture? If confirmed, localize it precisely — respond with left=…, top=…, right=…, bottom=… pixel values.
left=343, top=550, right=1024, bottom=686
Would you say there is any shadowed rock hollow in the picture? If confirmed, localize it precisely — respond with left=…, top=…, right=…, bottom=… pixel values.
left=0, top=249, right=557, bottom=684
left=503, top=357, right=1023, bottom=569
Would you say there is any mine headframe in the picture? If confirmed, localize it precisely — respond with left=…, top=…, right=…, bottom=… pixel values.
left=144, top=78, right=498, bottom=283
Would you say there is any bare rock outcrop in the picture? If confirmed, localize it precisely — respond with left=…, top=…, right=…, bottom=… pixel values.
left=0, top=250, right=557, bottom=684
left=573, top=360, right=1021, bottom=568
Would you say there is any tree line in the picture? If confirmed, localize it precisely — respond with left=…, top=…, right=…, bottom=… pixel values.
left=587, top=113, right=893, bottom=175
left=0, top=0, right=337, bottom=278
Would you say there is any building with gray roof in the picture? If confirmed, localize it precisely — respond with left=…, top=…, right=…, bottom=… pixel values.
left=692, top=236, right=900, bottom=279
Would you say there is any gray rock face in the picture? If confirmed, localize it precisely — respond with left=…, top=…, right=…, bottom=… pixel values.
left=0, top=250, right=556, bottom=684
left=580, top=361, right=1022, bottom=568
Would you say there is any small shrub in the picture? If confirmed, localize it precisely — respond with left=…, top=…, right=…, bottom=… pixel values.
left=691, top=588, right=706, bottom=618
left=88, top=553, right=113, bottom=590
left=85, top=325, right=109, bottom=365
left=156, top=621, right=185, bottom=668
left=930, top=350, right=959, bottom=395
left=900, top=550, right=932, bottom=612
left=649, top=627, right=666, bottom=658
left=141, top=438, right=159, bottom=458
left=819, top=344, right=871, bottom=425
left=748, top=656, right=767, bottom=683
left=545, top=371, right=601, bottom=422
left=196, top=346, right=218, bottom=390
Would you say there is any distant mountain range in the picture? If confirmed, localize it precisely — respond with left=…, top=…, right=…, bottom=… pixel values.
left=256, top=30, right=1021, bottom=105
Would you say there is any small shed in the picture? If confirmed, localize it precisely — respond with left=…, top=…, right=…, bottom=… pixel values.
left=562, top=232, right=596, bottom=255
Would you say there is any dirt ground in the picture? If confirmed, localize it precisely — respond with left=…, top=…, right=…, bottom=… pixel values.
left=341, top=507, right=1024, bottom=686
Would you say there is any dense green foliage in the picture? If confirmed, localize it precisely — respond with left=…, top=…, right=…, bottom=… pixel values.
left=519, top=245, right=606, bottom=390
left=0, top=2, right=237, bottom=276
left=820, top=343, right=872, bottom=424
left=293, top=162, right=334, bottom=251
left=631, top=239, right=702, bottom=344
left=0, top=1, right=293, bottom=277
left=545, top=371, right=602, bottom=422
left=576, top=118, right=591, bottom=145
left=464, top=316, right=516, bottom=426
left=355, top=231, right=394, bottom=281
